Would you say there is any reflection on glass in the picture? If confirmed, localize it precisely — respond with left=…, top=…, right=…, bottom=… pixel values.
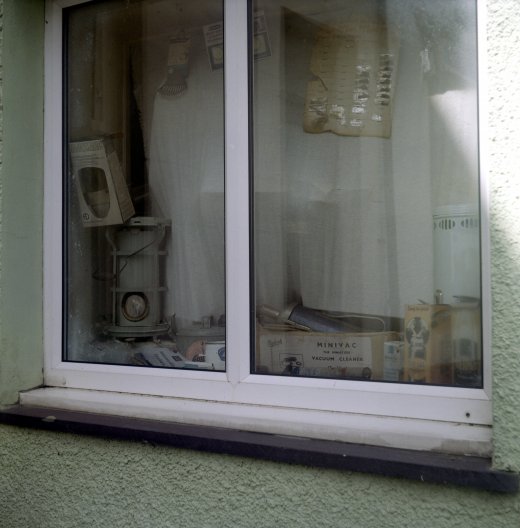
left=65, top=0, right=226, bottom=370
left=252, top=0, right=481, bottom=386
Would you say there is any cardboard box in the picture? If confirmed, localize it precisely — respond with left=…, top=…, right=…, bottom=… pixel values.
left=403, top=304, right=452, bottom=384
left=70, top=139, right=135, bottom=227
left=256, top=325, right=398, bottom=380
left=383, top=341, right=404, bottom=381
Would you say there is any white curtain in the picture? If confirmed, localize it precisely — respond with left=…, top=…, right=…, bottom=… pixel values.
left=141, top=0, right=479, bottom=327
left=147, top=30, right=225, bottom=330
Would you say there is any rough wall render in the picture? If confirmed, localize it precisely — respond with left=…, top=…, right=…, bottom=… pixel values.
left=0, top=0, right=44, bottom=403
left=0, top=0, right=3, bottom=310
left=487, top=0, right=520, bottom=472
left=0, top=425, right=519, bottom=528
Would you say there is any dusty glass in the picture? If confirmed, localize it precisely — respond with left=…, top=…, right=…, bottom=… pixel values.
left=252, top=0, right=482, bottom=387
left=65, top=0, right=226, bottom=371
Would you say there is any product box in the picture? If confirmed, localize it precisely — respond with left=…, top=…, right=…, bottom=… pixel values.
left=256, top=325, right=398, bottom=380
left=383, top=341, right=404, bottom=381
left=403, top=304, right=452, bottom=384
left=70, top=139, right=135, bottom=227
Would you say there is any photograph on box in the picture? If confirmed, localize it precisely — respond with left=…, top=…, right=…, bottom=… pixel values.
left=63, top=0, right=482, bottom=388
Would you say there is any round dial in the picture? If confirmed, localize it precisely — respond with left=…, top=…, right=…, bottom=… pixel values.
left=122, top=292, right=149, bottom=322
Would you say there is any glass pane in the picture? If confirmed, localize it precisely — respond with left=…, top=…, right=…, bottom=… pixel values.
left=252, top=0, right=482, bottom=387
left=65, top=0, right=226, bottom=371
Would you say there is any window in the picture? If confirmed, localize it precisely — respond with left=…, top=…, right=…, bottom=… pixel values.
left=40, top=0, right=492, bottom=455
left=250, top=0, right=483, bottom=388
left=64, top=0, right=226, bottom=370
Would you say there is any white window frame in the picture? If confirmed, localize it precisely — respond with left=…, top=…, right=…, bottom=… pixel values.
left=34, top=0, right=493, bottom=456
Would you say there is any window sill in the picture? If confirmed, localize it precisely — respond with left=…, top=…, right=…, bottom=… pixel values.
left=0, top=403, right=517, bottom=494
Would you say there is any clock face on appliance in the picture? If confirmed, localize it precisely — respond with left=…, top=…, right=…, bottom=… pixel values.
left=122, top=292, right=149, bottom=322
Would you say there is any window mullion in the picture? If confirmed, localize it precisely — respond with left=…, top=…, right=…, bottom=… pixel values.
left=44, top=0, right=65, bottom=378
left=224, top=0, right=251, bottom=385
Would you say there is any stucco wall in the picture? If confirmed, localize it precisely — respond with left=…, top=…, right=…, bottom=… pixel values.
left=487, top=0, right=520, bottom=472
left=1, top=1, right=520, bottom=527
left=0, top=0, right=44, bottom=404
left=1, top=424, right=519, bottom=528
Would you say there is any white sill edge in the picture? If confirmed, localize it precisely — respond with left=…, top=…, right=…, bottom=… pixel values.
left=49, top=359, right=491, bottom=400
left=19, top=386, right=492, bottom=458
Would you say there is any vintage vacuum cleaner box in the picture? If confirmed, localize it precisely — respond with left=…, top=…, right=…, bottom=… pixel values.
left=256, top=325, right=398, bottom=380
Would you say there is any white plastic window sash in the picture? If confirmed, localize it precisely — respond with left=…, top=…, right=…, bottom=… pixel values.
left=42, top=0, right=492, bottom=454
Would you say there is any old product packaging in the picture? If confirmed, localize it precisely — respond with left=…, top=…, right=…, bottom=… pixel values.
left=256, top=325, right=398, bottom=380
left=403, top=304, right=452, bottom=384
left=303, top=18, right=399, bottom=138
left=383, top=340, right=404, bottom=381
left=70, top=139, right=135, bottom=227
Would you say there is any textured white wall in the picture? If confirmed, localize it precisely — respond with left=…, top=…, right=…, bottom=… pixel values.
left=487, top=0, right=520, bottom=471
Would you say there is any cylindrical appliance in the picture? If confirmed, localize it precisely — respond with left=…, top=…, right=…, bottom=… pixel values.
left=433, top=204, right=480, bottom=304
